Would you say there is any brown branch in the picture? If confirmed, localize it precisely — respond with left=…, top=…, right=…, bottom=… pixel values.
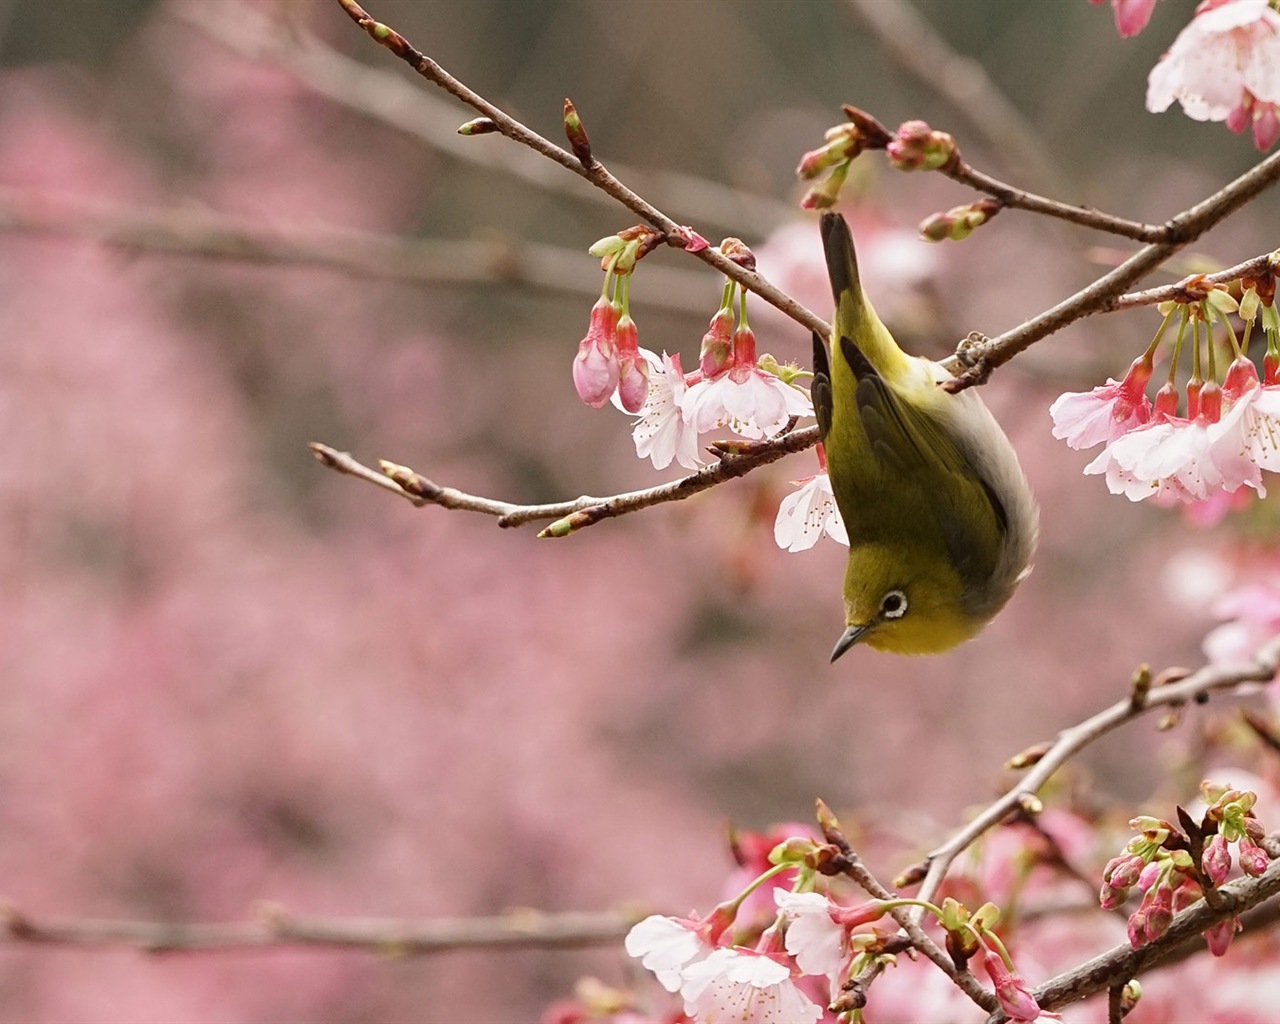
left=310, top=427, right=820, bottom=534
left=941, top=148, right=1280, bottom=388
left=177, top=2, right=795, bottom=240
left=1110, top=250, right=1280, bottom=312
left=328, top=0, right=829, bottom=341
left=0, top=187, right=709, bottom=314
left=909, top=635, right=1280, bottom=914
left=1006, top=858, right=1280, bottom=1021
left=0, top=903, right=635, bottom=955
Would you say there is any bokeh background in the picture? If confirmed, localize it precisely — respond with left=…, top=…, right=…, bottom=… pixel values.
left=2, top=0, right=1279, bottom=1021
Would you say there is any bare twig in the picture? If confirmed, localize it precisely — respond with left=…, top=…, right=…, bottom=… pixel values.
left=0, top=187, right=709, bottom=313
left=0, top=903, right=635, bottom=955
left=310, top=427, right=820, bottom=534
left=911, top=635, right=1280, bottom=912
left=327, top=0, right=829, bottom=341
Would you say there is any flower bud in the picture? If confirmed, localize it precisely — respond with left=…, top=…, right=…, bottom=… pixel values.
left=1099, top=882, right=1127, bottom=910
left=572, top=297, right=620, bottom=407
left=980, top=948, right=1042, bottom=1023
left=1127, top=908, right=1148, bottom=949
left=918, top=200, right=1000, bottom=242
left=1223, top=355, right=1261, bottom=401
left=800, top=162, right=849, bottom=210
left=1142, top=884, right=1174, bottom=942
left=1104, top=853, right=1145, bottom=889
left=563, top=97, right=592, bottom=166
left=699, top=307, right=735, bottom=378
left=456, top=117, right=499, bottom=136
left=1204, top=916, right=1239, bottom=957
left=1238, top=836, right=1270, bottom=877
left=614, top=316, right=649, bottom=415
left=796, top=125, right=862, bottom=179
left=1203, top=834, right=1231, bottom=887
left=887, top=120, right=958, bottom=171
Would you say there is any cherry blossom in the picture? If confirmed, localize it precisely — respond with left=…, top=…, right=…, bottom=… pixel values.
left=624, top=915, right=711, bottom=993
left=678, top=948, right=822, bottom=1024
left=1049, top=355, right=1154, bottom=449
left=773, top=891, right=844, bottom=979
left=773, top=473, right=848, bottom=552
left=614, top=350, right=703, bottom=470
left=1203, top=580, right=1280, bottom=666
left=1147, top=0, right=1280, bottom=151
left=681, top=326, right=812, bottom=440
left=614, top=313, right=650, bottom=414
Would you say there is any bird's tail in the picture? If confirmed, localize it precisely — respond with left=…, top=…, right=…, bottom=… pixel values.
left=819, top=212, right=908, bottom=379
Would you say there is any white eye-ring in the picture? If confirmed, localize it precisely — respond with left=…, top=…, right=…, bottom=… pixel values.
left=880, top=589, right=908, bottom=619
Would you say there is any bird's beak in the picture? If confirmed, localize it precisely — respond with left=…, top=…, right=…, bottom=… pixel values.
left=830, top=624, right=870, bottom=662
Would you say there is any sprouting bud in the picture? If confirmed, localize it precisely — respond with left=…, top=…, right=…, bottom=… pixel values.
left=800, top=161, right=850, bottom=210
left=563, top=98, right=592, bottom=166
left=919, top=200, right=1001, bottom=242
left=718, top=238, right=757, bottom=271
left=840, top=104, right=894, bottom=149
left=1104, top=853, right=1146, bottom=890
left=1241, top=286, right=1262, bottom=323
left=1121, top=980, right=1143, bottom=1013
left=796, top=124, right=863, bottom=179
left=1099, top=882, right=1126, bottom=910
left=768, top=836, right=818, bottom=865
left=1006, top=741, right=1052, bottom=770
left=670, top=225, right=710, bottom=253
left=456, top=117, right=500, bottom=136
left=1127, top=909, right=1147, bottom=949
left=589, top=234, right=627, bottom=261
left=887, top=119, right=958, bottom=171
left=1142, top=884, right=1174, bottom=942
left=814, top=798, right=841, bottom=836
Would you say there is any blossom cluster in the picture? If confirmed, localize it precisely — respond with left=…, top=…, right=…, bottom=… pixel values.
left=571, top=233, right=846, bottom=551
left=621, top=832, right=1059, bottom=1024
left=1051, top=282, right=1280, bottom=505
left=1099, top=782, right=1274, bottom=957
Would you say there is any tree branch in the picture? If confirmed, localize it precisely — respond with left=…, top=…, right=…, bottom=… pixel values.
left=310, top=428, right=820, bottom=535
left=0, top=904, right=635, bottom=955
left=328, top=0, right=829, bottom=341
left=907, top=636, right=1280, bottom=914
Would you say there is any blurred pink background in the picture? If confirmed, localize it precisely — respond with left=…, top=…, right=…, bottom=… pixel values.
left=2, top=1, right=1279, bottom=1021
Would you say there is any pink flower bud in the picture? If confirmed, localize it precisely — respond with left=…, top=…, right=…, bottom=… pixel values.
left=1203, top=834, right=1231, bottom=886
left=699, top=308, right=735, bottom=378
left=1199, top=379, right=1223, bottom=423
left=1136, top=860, right=1162, bottom=892
left=887, top=120, right=957, bottom=171
left=1203, top=916, right=1239, bottom=957
left=573, top=297, right=620, bottom=407
left=1253, top=103, right=1280, bottom=152
left=1127, top=909, right=1148, bottom=949
left=980, top=948, right=1043, bottom=1023
left=1154, top=382, right=1180, bottom=418
left=1099, top=882, right=1127, bottom=910
left=1143, top=884, right=1174, bottom=942
left=1238, top=836, right=1270, bottom=877
left=1223, top=355, right=1261, bottom=401
left=1105, top=853, right=1145, bottom=889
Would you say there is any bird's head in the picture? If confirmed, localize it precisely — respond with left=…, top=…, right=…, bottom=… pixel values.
left=832, top=544, right=980, bottom=658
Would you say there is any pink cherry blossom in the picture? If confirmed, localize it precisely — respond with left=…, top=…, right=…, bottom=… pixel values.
left=573, top=296, right=621, bottom=407
left=1203, top=581, right=1280, bottom=667
left=682, top=327, right=812, bottom=441
left=773, top=473, right=848, bottom=552
left=625, top=914, right=711, bottom=993
left=678, top=948, right=822, bottom=1024
left=1204, top=916, right=1239, bottom=956
left=1147, top=0, right=1280, bottom=151
left=614, top=350, right=703, bottom=470
left=1049, top=356, right=1154, bottom=449
left=1211, top=365, right=1280, bottom=473
left=773, top=891, right=844, bottom=979
left=980, top=948, right=1054, bottom=1023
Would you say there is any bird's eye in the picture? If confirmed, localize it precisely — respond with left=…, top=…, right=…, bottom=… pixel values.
left=880, top=589, right=908, bottom=619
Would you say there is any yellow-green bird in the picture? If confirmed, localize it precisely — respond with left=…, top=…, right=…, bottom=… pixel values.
left=812, top=212, right=1038, bottom=659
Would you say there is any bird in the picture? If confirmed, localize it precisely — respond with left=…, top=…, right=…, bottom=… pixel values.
left=811, top=212, right=1038, bottom=658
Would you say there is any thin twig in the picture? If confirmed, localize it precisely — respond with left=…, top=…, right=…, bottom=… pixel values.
left=310, top=426, right=820, bottom=535
left=0, top=904, right=635, bottom=955
left=0, top=187, right=710, bottom=313
left=908, top=635, right=1280, bottom=914
left=177, top=2, right=795, bottom=240
left=1110, top=250, right=1279, bottom=312
left=328, top=0, right=829, bottom=341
